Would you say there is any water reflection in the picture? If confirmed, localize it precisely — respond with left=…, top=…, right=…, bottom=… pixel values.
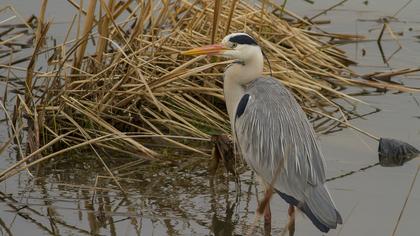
left=2, top=140, right=416, bottom=235
left=209, top=175, right=238, bottom=236
left=210, top=195, right=236, bottom=236
left=0, top=155, right=267, bottom=235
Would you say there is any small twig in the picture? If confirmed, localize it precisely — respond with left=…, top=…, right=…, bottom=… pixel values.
left=377, top=21, right=387, bottom=44
left=327, top=162, right=380, bottom=182
left=392, top=0, right=414, bottom=17
left=305, top=107, right=380, bottom=141
left=309, top=0, right=348, bottom=21
left=391, top=163, right=420, bottom=236
left=279, top=0, right=288, bottom=18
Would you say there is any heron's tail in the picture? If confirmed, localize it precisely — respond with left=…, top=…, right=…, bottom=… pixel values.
left=276, top=186, right=342, bottom=233
left=303, top=184, right=342, bottom=233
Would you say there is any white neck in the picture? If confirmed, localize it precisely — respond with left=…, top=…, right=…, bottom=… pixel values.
left=223, top=49, right=264, bottom=125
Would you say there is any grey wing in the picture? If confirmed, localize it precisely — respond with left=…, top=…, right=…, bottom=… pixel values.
left=234, top=78, right=326, bottom=195
left=234, top=78, right=341, bottom=230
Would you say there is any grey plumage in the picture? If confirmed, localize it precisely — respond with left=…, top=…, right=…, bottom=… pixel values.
left=234, top=77, right=342, bottom=231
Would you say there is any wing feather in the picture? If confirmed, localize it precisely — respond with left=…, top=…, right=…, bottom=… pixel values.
left=234, top=77, right=326, bottom=200
left=233, top=77, right=341, bottom=232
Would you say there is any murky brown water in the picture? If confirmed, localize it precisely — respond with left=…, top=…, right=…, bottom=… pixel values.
left=1, top=0, right=420, bottom=235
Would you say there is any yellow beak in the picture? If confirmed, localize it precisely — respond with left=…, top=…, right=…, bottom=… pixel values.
left=181, top=44, right=230, bottom=56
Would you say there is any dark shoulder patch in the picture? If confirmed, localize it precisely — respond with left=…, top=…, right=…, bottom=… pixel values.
left=232, top=60, right=245, bottom=65
left=230, top=34, right=257, bottom=45
left=236, top=94, right=250, bottom=118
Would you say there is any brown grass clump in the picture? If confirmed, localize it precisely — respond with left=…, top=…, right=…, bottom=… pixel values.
left=1, top=0, right=417, bottom=181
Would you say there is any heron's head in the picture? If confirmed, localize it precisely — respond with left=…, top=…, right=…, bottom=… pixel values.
left=181, top=33, right=262, bottom=62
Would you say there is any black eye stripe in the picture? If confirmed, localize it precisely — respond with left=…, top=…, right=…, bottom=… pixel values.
left=229, top=34, right=257, bottom=45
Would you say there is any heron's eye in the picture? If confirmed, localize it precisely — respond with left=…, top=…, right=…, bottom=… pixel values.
left=231, top=43, right=238, bottom=48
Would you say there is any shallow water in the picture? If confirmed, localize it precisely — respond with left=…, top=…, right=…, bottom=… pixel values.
left=1, top=0, right=420, bottom=235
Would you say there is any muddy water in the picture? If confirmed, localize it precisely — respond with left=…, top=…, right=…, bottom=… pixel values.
left=1, top=0, right=420, bottom=235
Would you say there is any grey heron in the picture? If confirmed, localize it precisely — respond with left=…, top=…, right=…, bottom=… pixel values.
left=182, top=33, right=342, bottom=234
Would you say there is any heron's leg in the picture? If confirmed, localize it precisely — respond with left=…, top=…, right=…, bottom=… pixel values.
left=287, top=205, right=295, bottom=236
left=260, top=184, right=273, bottom=235
left=262, top=188, right=272, bottom=236
left=264, top=201, right=271, bottom=226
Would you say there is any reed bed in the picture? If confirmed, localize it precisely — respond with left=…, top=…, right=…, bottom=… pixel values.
left=1, top=0, right=418, bottom=182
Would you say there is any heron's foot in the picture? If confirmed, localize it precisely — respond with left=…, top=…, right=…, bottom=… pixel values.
left=287, top=205, right=295, bottom=236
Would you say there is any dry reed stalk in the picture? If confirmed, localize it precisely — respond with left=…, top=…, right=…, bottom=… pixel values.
left=20, top=1, right=49, bottom=163
left=72, top=0, right=97, bottom=72
left=211, top=0, right=221, bottom=44
left=225, top=0, right=239, bottom=35
left=25, top=0, right=48, bottom=105
left=95, top=0, right=114, bottom=64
